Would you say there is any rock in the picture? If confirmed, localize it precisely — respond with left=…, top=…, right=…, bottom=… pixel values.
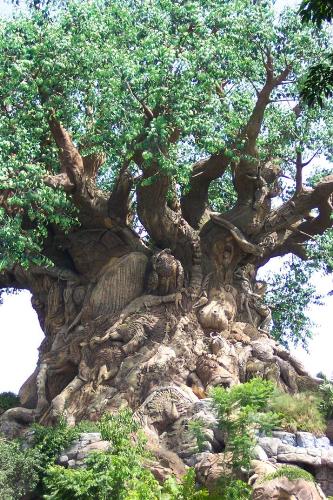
left=296, top=431, right=316, bottom=448
left=277, top=443, right=307, bottom=455
left=321, top=448, right=333, bottom=466
left=252, top=477, right=325, bottom=500
left=58, top=454, right=69, bottom=464
left=76, top=440, right=110, bottom=460
left=277, top=443, right=321, bottom=466
left=258, top=437, right=281, bottom=457
left=252, top=445, right=268, bottom=461
left=145, top=441, right=187, bottom=483
left=184, top=452, right=212, bottom=467
left=315, top=466, right=333, bottom=497
left=64, top=442, right=80, bottom=460
left=249, top=459, right=277, bottom=483
left=272, top=431, right=296, bottom=446
left=79, top=432, right=102, bottom=443
left=195, top=452, right=233, bottom=489
left=316, top=436, right=330, bottom=449
left=326, top=420, right=333, bottom=442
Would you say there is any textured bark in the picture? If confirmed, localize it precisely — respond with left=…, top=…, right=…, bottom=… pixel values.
left=0, top=222, right=319, bottom=447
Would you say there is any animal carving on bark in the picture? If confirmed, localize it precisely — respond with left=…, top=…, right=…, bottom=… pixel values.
left=147, top=249, right=184, bottom=296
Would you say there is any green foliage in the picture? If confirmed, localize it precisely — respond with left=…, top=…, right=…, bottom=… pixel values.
left=43, top=410, right=211, bottom=499
left=268, top=390, right=326, bottom=435
left=44, top=452, right=161, bottom=500
left=299, top=0, right=333, bottom=105
left=318, top=379, right=333, bottom=419
left=0, top=437, right=43, bottom=499
left=32, top=415, right=81, bottom=469
left=74, top=419, right=100, bottom=433
left=98, top=408, right=141, bottom=453
left=264, top=257, right=322, bottom=349
left=215, top=478, right=251, bottom=500
left=308, top=228, right=333, bottom=274
left=162, top=469, right=210, bottom=499
left=188, top=418, right=207, bottom=453
left=263, top=465, right=314, bottom=483
left=1, top=0, right=333, bottom=270
left=0, top=391, right=20, bottom=411
left=299, top=0, right=333, bottom=26
left=211, top=379, right=280, bottom=472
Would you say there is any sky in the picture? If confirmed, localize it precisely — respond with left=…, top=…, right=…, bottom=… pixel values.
left=0, top=0, right=332, bottom=394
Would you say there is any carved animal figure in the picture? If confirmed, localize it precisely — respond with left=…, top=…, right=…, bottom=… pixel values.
left=197, top=287, right=237, bottom=332
left=147, top=249, right=184, bottom=295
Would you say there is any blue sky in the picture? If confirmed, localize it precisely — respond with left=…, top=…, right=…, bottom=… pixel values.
left=0, top=0, right=332, bottom=393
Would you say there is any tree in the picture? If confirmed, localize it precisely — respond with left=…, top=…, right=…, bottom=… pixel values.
left=299, top=0, right=333, bottom=105
left=0, top=0, right=332, bottom=477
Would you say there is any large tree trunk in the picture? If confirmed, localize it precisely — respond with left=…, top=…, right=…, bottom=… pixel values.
left=0, top=221, right=318, bottom=464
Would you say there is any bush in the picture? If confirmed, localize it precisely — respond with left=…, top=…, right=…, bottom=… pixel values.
left=32, top=415, right=81, bottom=469
left=268, top=391, right=326, bottom=435
left=98, top=408, right=141, bottom=452
left=0, top=392, right=20, bottom=412
left=318, top=379, right=333, bottom=419
left=44, top=452, right=161, bottom=500
left=214, top=478, right=251, bottom=500
left=43, top=410, right=211, bottom=499
left=263, top=465, right=315, bottom=483
left=0, top=437, right=42, bottom=499
left=211, top=379, right=280, bottom=472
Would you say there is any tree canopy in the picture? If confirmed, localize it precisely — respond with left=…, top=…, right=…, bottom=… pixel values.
left=299, top=0, right=333, bottom=105
left=0, top=0, right=333, bottom=347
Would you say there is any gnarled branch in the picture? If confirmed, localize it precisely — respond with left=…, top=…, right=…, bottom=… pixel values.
left=180, top=153, right=230, bottom=229
left=257, top=174, right=333, bottom=260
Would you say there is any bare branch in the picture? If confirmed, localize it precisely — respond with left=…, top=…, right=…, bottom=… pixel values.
left=295, top=151, right=303, bottom=194
left=126, top=82, right=154, bottom=120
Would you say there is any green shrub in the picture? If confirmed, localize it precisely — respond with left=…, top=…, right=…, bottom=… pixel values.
left=43, top=411, right=212, bottom=500
left=188, top=418, right=207, bottom=453
left=75, top=419, right=100, bottom=433
left=0, top=437, right=42, bottom=499
left=32, top=416, right=81, bottom=469
left=98, top=408, right=141, bottom=452
left=263, top=465, right=314, bottom=483
left=318, top=379, right=333, bottom=419
left=211, top=379, right=280, bottom=472
left=215, top=479, right=252, bottom=500
left=44, top=451, right=161, bottom=500
left=160, top=469, right=210, bottom=499
left=0, top=392, right=20, bottom=412
left=268, top=391, right=326, bottom=435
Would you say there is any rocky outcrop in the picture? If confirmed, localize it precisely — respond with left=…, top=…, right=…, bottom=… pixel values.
left=58, top=432, right=110, bottom=468
left=252, top=477, right=325, bottom=500
left=254, top=431, right=333, bottom=496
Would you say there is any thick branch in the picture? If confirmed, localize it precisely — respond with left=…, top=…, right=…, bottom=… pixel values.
left=108, top=170, right=134, bottom=224
left=43, top=172, right=75, bottom=192
left=48, top=115, right=109, bottom=228
left=182, top=57, right=291, bottom=231
left=180, top=153, right=230, bottom=228
left=136, top=157, right=197, bottom=260
left=242, top=55, right=291, bottom=156
left=48, top=114, right=84, bottom=185
left=295, top=151, right=303, bottom=194
left=258, top=174, right=333, bottom=260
